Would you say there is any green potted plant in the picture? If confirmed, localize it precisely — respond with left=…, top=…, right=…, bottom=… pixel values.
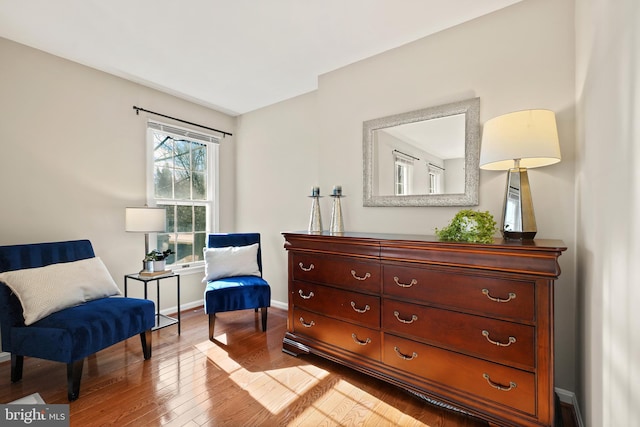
left=145, top=248, right=175, bottom=272
left=435, top=209, right=497, bottom=244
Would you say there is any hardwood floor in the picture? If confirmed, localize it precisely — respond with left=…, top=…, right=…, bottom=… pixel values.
left=0, top=307, right=576, bottom=426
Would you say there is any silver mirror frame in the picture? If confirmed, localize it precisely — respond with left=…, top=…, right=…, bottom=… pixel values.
left=363, top=97, right=480, bottom=207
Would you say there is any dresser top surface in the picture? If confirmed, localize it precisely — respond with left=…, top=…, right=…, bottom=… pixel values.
left=282, top=231, right=566, bottom=252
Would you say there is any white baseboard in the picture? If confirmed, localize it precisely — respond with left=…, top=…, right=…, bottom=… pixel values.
left=0, top=351, right=9, bottom=363
left=159, top=299, right=203, bottom=316
left=270, top=300, right=288, bottom=310
left=555, top=387, right=584, bottom=427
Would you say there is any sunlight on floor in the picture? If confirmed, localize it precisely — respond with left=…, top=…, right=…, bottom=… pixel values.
left=195, top=339, right=328, bottom=413
left=288, top=378, right=429, bottom=426
left=194, top=339, right=428, bottom=425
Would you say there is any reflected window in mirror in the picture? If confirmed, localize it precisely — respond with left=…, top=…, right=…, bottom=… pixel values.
left=393, top=151, right=415, bottom=195
left=428, top=164, right=444, bottom=194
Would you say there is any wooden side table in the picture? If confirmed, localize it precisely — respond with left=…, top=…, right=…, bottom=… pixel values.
left=124, top=272, right=181, bottom=334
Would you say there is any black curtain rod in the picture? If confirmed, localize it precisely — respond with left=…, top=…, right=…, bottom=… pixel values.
left=428, top=163, right=445, bottom=171
left=133, top=106, right=233, bottom=137
left=393, top=149, right=420, bottom=161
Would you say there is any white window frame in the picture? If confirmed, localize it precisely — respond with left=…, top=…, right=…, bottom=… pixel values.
left=394, top=152, right=414, bottom=195
left=146, top=120, right=220, bottom=274
left=427, top=163, right=444, bottom=194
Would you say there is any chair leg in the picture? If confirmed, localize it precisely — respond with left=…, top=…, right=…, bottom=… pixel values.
left=140, top=329, right=152, bottom=360
left=261, top=307, right=268, bottom=332
left=10, top=354, right=23, bottom=383
left=209, top=314, right=215, bottom=341
left=67, top=359, right=84, bottom=401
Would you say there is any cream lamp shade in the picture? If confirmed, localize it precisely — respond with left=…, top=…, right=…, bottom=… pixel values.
left=125, top=207, right=166, bottom=233
left=480, top=109, right=561, bottom=240
left=125, top=207, right=166, bottom=259
left=480, top=109, right=561, bottom=170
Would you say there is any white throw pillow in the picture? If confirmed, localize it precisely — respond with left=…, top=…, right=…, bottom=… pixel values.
left=0, top=257, right=122, bottom=325
left=202, top=243, right=261, bottom=283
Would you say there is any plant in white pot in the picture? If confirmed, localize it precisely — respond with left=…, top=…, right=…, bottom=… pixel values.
left=145, top=249, right=175, bottom=272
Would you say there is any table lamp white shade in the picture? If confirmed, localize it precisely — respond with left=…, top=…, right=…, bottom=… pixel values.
left=480, top=109, right=561, bottom=170
left=480, top=109, right=561, bottom=240
left=125, top=207, right=166, bottom=233
left=125, top=207, right=166, bottom=256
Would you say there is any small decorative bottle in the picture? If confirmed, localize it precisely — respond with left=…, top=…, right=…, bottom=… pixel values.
left=330, top=185, right=344, bottom=234
left=308, top=186, right=323, bottom=233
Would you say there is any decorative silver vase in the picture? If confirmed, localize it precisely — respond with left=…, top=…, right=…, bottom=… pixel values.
left=330, top=186, right=344, bottom=234
left=308, top=187, right=323, bottom=233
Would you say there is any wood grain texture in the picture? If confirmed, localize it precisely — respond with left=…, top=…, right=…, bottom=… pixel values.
left=0, top=306, right=501, bottom=426
left=282, top=232, right=568, bottom=427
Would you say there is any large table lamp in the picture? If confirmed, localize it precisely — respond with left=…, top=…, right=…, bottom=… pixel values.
left=480, top=109, right=561, bottom=240
left=125, top=206, right=166, bottom=260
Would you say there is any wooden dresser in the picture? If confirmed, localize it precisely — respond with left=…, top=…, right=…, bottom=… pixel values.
left=282, top=231, right=566, bottom=427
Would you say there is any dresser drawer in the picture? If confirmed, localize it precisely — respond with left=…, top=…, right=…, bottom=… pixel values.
left=292, top=281, right=380, bottom=328
left=382, top=299, right=534, bottom=369
left=293, top=308, right=380, bottom=361
left=383, top=334, right=535, bottom=415
left=383, top=264, right=535, bottom=322
left=293, top=253, right=381, bottom=293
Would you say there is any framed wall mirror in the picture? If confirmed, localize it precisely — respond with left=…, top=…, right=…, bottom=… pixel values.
left=363, top=97, right=480, bottom=207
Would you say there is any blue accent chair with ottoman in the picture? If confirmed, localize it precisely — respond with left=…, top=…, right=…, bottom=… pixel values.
left=0, top=239, right=155, bottom=401
left=203, top=233, right=271, bottom=340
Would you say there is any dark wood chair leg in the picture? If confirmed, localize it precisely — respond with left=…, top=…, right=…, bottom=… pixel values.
left=261, top=307, right=268, bottom=332
left=67, top=359, right=84, bottom=401
left=209, top=314, right=215, bottom=341
left=140, top=329, right=152, bottom=360
left=10, top=354, right=23, bottom=383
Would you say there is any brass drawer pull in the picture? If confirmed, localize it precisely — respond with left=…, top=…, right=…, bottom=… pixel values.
left=393, top=277, right=417, bottom=288
left=299, top=317, right=315, bottom=328
left=482, top=288, right=516, bottom=303
left=351, top=270, right=371, bottom=281
left=482, top=330, right=516, bottom=347
left=393, top=310, right=418, bottom=324
left=298, top=289, right=314, bottom=300
left=299, top=262, right=315, bottom=272
left=351, top=333, right=371, bottom=346
left=350, top=301, right=371, bottom=313
left=483, top=373, right=517, bottom=391
left=393, top=346, right=418, bottom=361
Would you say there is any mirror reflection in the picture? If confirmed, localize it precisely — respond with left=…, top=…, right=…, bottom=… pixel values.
left=363, top=97, right=480, bottom=207
left=374, top=113, right=466, bottom=196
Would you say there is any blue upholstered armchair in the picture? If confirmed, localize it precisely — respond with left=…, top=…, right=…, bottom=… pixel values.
left=203, top=233, right=271, bottom=340
left=0, top=240, right=155, bottom=401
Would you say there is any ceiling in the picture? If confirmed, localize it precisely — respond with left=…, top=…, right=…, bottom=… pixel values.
left=0, top=0, right=521, bottom=116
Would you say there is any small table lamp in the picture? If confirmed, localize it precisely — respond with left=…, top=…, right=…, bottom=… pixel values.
left=125, top=207, right=166, bottom=262
left=480, top=109, right=561, bottom=240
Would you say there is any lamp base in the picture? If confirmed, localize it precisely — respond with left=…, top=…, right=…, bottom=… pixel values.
left=503, top=230, right=537, bottom=240
left=501, top=167, right=537, bottom=240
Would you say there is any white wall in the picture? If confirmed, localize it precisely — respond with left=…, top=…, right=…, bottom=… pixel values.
left=576, top=0, right=640, bottom=425
left=237, top=0, right=577, bottom=393
left=235, top=92, right=320, bottom=305
left=0, top=37, right=237, bottom=323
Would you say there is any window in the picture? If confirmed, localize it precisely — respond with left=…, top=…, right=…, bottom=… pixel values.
left=394, top=152, right=414, bottom=195
left=427, top=163, right=444, bottom=194
left=147, top=121, right=219, bottom=269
